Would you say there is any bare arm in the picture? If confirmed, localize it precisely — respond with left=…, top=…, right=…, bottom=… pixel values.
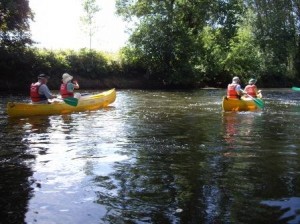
left=73, top=80, right=79, bottom=89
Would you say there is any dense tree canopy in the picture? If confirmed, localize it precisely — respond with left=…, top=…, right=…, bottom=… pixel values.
left=116, top=0, right=300, bottom=87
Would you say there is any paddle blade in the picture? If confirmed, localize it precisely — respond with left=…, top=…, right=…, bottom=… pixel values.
left=253, top=98, right=264, bottom=109
left=63, top=97, right=78, bottom=107
left=292, top=86, right=300, bottom=91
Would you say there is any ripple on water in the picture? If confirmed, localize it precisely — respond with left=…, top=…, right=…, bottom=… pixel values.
left=1, top=89, right=300, bottom=224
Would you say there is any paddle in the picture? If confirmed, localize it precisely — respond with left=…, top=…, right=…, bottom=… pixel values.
left=63, top=97, right=79, bottom=107
left=292, top=86, right=300, bottom=91
left=244, top=93, right=264, bottom=109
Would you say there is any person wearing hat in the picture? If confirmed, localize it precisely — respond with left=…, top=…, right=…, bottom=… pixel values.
left=227, top=76, right=244, bottom=99
left=30, top=74, right=57, bottom=104
left=244, top=78, right=261, bottom=98
left=60, top=73, right=80, bottom=99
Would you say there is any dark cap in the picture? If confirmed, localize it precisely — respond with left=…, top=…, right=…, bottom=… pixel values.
left=38, top=74, right=50, bottom=79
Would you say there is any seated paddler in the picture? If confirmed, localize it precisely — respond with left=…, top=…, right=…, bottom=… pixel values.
left=30, top=74, right=57, bottom=104
left=227, top=76, right=244, bottom=99
left=244, top=78, right=261, bottom=98
left=60, top=73, right=81, bottom=99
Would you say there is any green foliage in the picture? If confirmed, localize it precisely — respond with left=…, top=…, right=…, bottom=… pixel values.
left=0, top=47, right=126, bottom=91
left=116, top=0, right=212, bottom=86
left=2, top=0, right=300, bottom=89
left=116, top=0, right=300, bottom=87
left=198, top=26, right=228, bottom=77
left=252, top=0, right=298, bottom=78
left=116, top=0, right=250, bottom=87
left=0, top=0, right=33, bottom=48
left=223, top=9, right=266, bottom=81
left=0, top=47, right=38, bottom=91
left=67, top=49, right=108, bottom=78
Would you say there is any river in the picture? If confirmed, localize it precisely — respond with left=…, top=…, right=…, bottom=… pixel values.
left=0, top=88, right=299, bottom=224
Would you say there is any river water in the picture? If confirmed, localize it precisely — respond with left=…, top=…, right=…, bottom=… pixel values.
left=0, top=88, right=299, bottom=224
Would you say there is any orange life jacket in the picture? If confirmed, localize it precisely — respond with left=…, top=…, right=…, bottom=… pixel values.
left=244, top=85, right=257, bottom=97
left=227, top=84, right=239, bottom=99
left=30, top=82, right=47, bottom=102
left=60, top=83, right=74, bottom=98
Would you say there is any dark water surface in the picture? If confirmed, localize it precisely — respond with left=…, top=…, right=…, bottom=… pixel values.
left=0, top=89, right=299, bottom=224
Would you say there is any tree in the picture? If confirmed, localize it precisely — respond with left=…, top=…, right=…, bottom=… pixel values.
left=0, top=0, right=33, bottom=88
left=0, top=0, right=33, bottom=49
left=116, top=0, right=247, bottom=87
left=251, top=0, right=298, bottom=80
left=80, top=0, right=100, bottom=51
left=116, top=0, right=209, bottom=86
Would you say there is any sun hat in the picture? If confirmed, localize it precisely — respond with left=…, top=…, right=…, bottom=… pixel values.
left=249, top=78, right=256, bottom=84
left=38, top=74, right=50, bottom=79
left=62, top=73, right=73, bottom=84
left=232, top=76, right=240, bottom=82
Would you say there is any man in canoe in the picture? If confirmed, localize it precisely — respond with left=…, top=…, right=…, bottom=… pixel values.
left=60, top=73, right=81, bottom=99
left=244, top=78, right=261, bottom=98
left=30, top=74, right=57, bottom=104
left=227, top=76, right=244, bottom=99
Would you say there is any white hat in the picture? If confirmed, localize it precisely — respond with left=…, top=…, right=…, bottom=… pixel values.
left=232, top=76, right=240, bottom=82
left=62, top=73, right=73, bottom=84
left=249, top=78, right=256, bottom=84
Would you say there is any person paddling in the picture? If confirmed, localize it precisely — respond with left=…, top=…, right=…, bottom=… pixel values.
left=30, top=74, right=57, bottom=104
left=244, top=78, right=261, bottom=98
left=227, top=76, right=244, bottom=99
left=60, top=73, right=81, bottom=99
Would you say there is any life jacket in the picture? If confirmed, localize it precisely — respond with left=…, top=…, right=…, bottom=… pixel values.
left=227, top=83, right=239, bottom=99
left=244, top=85, right=257, bottom=97
left=60, top=83, right=74, bottom=98
left=30, top=82, right=47, bottom=102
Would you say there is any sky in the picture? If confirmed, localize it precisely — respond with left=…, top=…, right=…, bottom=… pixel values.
left=29, top=0, right=130, bottom=52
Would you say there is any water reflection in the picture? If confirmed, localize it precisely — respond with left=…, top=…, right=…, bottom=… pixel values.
left=222, top=112, right=263, bottom=153
left=0, top=89, right=300, bottom=223
left=90, top=91, right=226, bottom=223
left=91, top=92, right=213, bottom=223
left=0, top=118, right=41, bottom=223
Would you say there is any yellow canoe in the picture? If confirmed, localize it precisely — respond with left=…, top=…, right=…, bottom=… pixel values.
left=222, top=95, right=263, bottom=112
left=7, top=88, right=116, bottom=118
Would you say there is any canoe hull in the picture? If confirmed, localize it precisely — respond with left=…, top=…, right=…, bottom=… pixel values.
left=222, top=96, right=262, bottom=112
left=7, top=88, right=116, bottom=118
